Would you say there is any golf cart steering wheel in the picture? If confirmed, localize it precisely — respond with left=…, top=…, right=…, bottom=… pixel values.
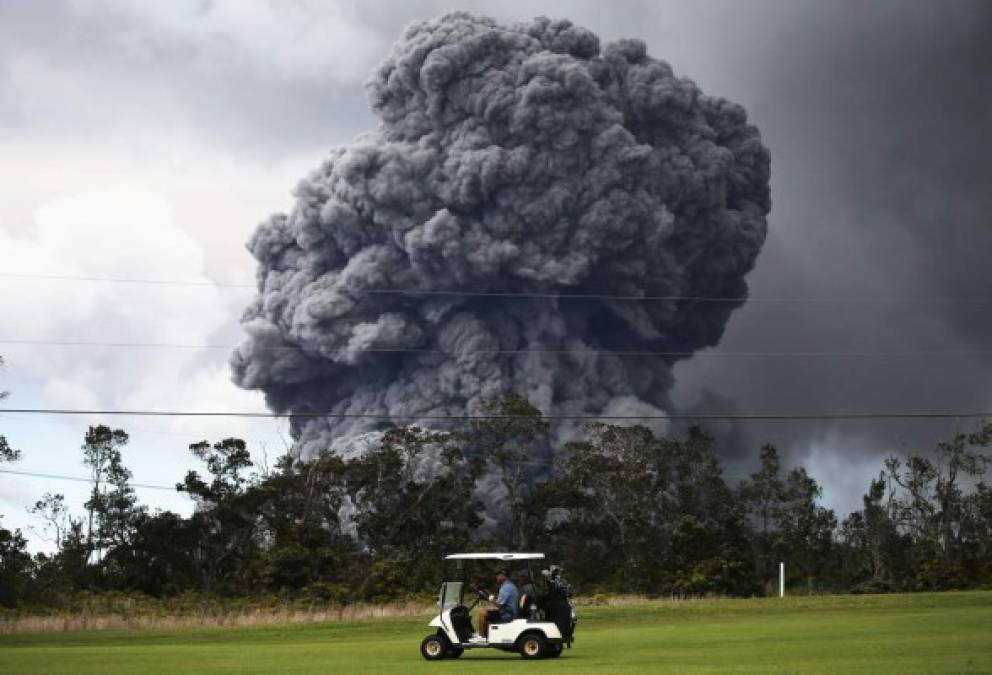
left=466, top=587, right=489, bottom=610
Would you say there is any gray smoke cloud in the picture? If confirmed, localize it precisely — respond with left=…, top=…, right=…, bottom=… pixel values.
left=231, top=12, right=771, bottom=457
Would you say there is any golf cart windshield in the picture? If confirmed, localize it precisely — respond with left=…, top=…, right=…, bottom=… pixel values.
left=440, top=581, right=463, bottom=610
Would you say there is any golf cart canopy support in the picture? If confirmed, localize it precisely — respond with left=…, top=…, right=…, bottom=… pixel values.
left=444, top=553, right=545, bottom=561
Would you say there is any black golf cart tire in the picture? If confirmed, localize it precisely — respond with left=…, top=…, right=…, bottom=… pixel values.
left=420, top=634, right=447, bottom=660
left=447, top=647, right=464, bottom=658
left=518, top=632, right=548, bottom=659
left=548, top=643, right=563, bottom=658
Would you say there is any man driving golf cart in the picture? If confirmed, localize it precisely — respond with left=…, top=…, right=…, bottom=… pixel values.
left=474, top=568, right=518, bottom=640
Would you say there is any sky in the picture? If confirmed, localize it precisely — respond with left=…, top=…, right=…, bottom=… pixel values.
left=1, top=0, right=990, bottom=550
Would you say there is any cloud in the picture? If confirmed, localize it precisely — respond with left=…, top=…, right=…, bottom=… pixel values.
left=93, top=0, right=386, bottom=82
left=0, top=0, right=381, bottom=157
left=0, top=185, right=236, bottom=414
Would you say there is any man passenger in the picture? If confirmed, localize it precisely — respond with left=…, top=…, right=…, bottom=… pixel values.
left=517, top=571, right=538, bottom=618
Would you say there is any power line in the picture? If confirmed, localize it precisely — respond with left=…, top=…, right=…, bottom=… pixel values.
left=1, top=408, right=989, bottom=421
left=4, top=272, right=992, bottom=304
left=2, top=339, right=991, bottom=359
left=0, top=412, right=291, bottom=444
left=0, top=272, right=254, bottom=289
left=0, top=461, right=552, bottom=490
left=353, top=289, right=992, bottom=304
left=0, top=464, right=751, bottom=492
left=0, top=416, right=752, bottom=475
left=0, top=467, right=176, bottom=491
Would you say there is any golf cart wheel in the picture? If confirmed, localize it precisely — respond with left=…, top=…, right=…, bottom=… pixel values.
left=447, top=646, right=464, bottom=659
left=420, top=634, right=447, bottom=661
left=518, top=633, right=548, bottom=659
left=548, top=643, right=563, bottom=658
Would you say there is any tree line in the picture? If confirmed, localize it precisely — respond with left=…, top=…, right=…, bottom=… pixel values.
left=1, top=392, right=991, bottom=608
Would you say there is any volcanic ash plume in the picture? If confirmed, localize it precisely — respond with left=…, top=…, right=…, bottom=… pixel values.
left=232, top=12, right=771, bottom=458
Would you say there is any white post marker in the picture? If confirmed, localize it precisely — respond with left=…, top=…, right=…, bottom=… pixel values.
left=779, top=562, right=785, bottom=598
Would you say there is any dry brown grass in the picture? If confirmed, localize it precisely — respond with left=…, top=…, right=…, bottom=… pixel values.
left=0, top=599, right=437, bottom=635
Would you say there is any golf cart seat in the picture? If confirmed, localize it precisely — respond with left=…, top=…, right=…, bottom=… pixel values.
left=519, top=593, right=539, bottom=620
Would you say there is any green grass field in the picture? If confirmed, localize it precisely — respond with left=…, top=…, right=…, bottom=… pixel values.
left=2, top=592, right=991, bottom=674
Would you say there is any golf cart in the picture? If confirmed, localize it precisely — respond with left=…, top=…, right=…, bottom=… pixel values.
left=419, top=552, right=576, bottom=660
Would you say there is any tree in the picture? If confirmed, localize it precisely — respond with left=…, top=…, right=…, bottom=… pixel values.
left=777, top=467, right=837, bottom=592
left=740, top=446, right=837, bottom=593
left=0, top=356, right=20, bottom=463
left=0, top=429, right=31, bottom=605
left=178, top=438, right=260, bottom=592
left=465, top=394, right=548, bottom=549
left=181, top=438, right=254, bottom=504
left=532, top=424, right=754, bottom=596
left=739, top=445, right=786, bottom=584
left=81, top=425, right=131, bottom=559
left=0, top=526, right=32, bottom=606
left=95, top=454, right=144, bottom=550
left=124, top=511, right=198, bottom=595
left=78, top=426, right=150, bottom=587
left=254, top=452, right=355, bottom=595
left=534, top=423, right=664, bottom=591
left=347, top=426, right=482, bottom=598
left=878, top=423, right=992, bottom=589
left=662, top=426, right=755, bottom=596
left=0, top=435, right=17, bottom=464
left=962, top=481, right=992, bottom=581
left=92, top=454, right=146, bottom=581
left=30, top=493, right=74, bottom=551
left=29, top=498, right=90, bottom=599
left=741, top=446, right=785, bottom=535
left=840, top=474, right=911, bottom=591
left=0, top=361, right=31, bottom=606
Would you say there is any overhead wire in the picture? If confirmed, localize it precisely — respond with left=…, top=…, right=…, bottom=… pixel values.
left=0, top=272, right=254, bottom=289
left=1, top=338, right=991, bottom=358
left=0, top=462, right=753, bottom=492
left=0, top=407, right=989, bottom=421
left=4, top=271, right=992, bottom=303
left=0, top=467, right=176, bottom=491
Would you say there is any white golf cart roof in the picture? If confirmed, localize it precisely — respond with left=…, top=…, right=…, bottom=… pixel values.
left=444, top=552, right=545, bottom=561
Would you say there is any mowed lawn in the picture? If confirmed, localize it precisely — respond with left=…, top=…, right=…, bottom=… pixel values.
left=2, top=592, right=991, bottom=674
